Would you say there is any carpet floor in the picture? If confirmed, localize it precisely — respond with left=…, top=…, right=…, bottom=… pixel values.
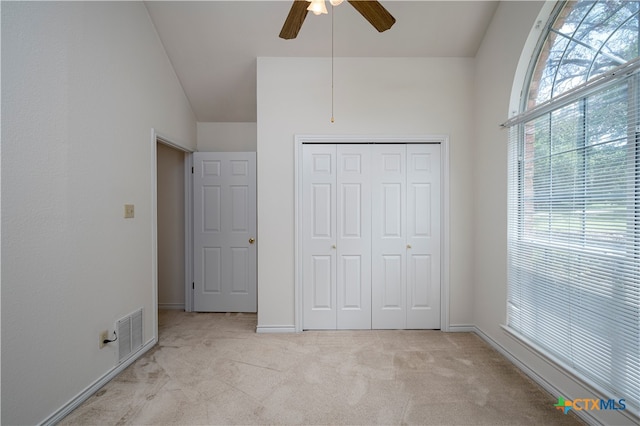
left=61, top=310, right=584, bottom=425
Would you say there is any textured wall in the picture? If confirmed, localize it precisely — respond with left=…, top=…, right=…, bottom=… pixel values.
left=197, top=122, right=257, bottom=152
left=1, top=2, right=195, bottom=424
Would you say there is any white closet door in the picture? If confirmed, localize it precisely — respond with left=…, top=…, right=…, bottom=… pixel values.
left=371, top=145, right=407, bottom=329
left=336, top=145, right=372, bottom=329
left=302, top=144, right=337, bottom=329
left=302, top=143, right=441, bottom=330
left=406, top=144, right=441, bottom=329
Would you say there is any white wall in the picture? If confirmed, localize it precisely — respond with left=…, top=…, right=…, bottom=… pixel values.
left=197, top=122, right=257, bottom=152
left=473, top=2, right=634, bottom=425
left=1, top=2, right=196, bottom=424
left=157, top=143, right=186, bottom=309
left=473, top=2, right=541, bottom=336
left=256, top=57, right=475, bottom=329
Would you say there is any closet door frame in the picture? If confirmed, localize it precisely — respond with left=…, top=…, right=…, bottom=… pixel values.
left=294, top=135, right=451, bottom=332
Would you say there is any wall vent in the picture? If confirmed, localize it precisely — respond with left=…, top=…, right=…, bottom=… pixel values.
left=116, top=308, right=143, bottom=363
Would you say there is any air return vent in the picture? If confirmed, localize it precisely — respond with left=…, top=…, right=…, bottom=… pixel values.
left=116, top=308, right=143, bottom=363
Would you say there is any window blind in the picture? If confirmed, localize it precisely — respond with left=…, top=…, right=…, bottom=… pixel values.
left=506, top=69, right=640, bottom=414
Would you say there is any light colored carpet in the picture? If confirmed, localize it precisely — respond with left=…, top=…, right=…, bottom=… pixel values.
left=61, top=310, right=584, bottom=425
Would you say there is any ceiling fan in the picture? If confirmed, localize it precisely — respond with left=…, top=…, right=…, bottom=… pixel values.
left=279, top=0, right=396, bottom=40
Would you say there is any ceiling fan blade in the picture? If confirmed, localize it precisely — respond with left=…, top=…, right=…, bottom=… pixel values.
left=279, top=0, right=309, bottom=40
left=347, top=0, right=396, bottom=33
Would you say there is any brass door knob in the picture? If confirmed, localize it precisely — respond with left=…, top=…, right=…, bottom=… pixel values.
left=249, top=237, right=255, bottom=244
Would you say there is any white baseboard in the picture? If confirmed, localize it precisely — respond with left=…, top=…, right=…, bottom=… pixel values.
left=39, top=337, right=157, bottom=426
left=256, top=325, right=296, bottom=333
left=446, top=324, right=475, bottom=332
left=158, top=303, right=185, bottom=310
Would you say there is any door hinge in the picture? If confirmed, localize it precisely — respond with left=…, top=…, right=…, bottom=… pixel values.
left=191, top=166, right=194, bottom=174
left=192, top=282, right=195, bottom=289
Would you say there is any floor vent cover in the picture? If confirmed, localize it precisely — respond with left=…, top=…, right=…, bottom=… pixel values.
left=116, top=308, right=143, bottom=363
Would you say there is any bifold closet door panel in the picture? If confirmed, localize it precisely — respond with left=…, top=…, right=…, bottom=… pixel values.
left=406, top=144, right=441, bottom=329
left=302, top=144, right=337, bottom=330
left=371, top=144, right=407, bottom=329
left=336, top=145, right=372, bottom=329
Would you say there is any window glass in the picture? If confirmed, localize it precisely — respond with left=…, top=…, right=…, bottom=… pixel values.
left=527, top=0, right=640, bottom=108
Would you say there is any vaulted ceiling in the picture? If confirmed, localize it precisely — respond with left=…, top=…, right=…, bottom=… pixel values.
left=145, top=1, right=499, bottom=122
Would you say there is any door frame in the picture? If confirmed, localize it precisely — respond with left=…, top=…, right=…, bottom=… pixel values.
left=150, top=129, right=195, bottom=342
left=294, top=134, right=451, bottom=332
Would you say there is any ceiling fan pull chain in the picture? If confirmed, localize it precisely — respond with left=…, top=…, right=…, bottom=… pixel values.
left=331, top=3, right=335, bottom=123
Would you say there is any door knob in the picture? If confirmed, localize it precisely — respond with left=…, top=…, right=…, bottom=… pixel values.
left=407, top=244, right=412, bottom=249
left=332, top=244, right=337, bottom=249
left=249, top=237, right=255, bottom=244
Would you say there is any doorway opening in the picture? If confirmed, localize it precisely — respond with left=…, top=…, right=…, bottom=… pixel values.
left=151, top=130, right=193, bottom=341
left=157, top=142, right=187, bottom=309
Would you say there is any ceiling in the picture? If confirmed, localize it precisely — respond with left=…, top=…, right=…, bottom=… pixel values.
left=145, top=1, right=499, bottom=123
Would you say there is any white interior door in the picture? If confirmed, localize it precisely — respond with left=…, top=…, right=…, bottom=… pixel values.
left=371, top=144, right=407, bottom=329
left=302, top=145, right=337, bottom=329
left=406, top=144, right=441, bottom=329
left=371, top=144, right=441, bottom=329
left=193, top=152, right=257, bottom=312
left=336, top=145, right=372, bottom=329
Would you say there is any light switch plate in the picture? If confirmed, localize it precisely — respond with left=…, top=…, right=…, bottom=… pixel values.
left=124, top=204, right=135, bottom=219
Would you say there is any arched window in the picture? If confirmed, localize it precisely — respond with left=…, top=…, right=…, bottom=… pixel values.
left=505, top=0, right=639, bottom=416
left=528, top=1, right=640, bottom=108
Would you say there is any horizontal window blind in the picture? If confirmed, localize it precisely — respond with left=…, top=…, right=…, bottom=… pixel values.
left=507, top=71, right=640, bottom=414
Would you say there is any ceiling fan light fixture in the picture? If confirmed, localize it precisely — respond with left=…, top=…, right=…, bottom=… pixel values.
left=307, top=0, right=328, bottom=15
left=280, top=0, right=395, bottom=40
